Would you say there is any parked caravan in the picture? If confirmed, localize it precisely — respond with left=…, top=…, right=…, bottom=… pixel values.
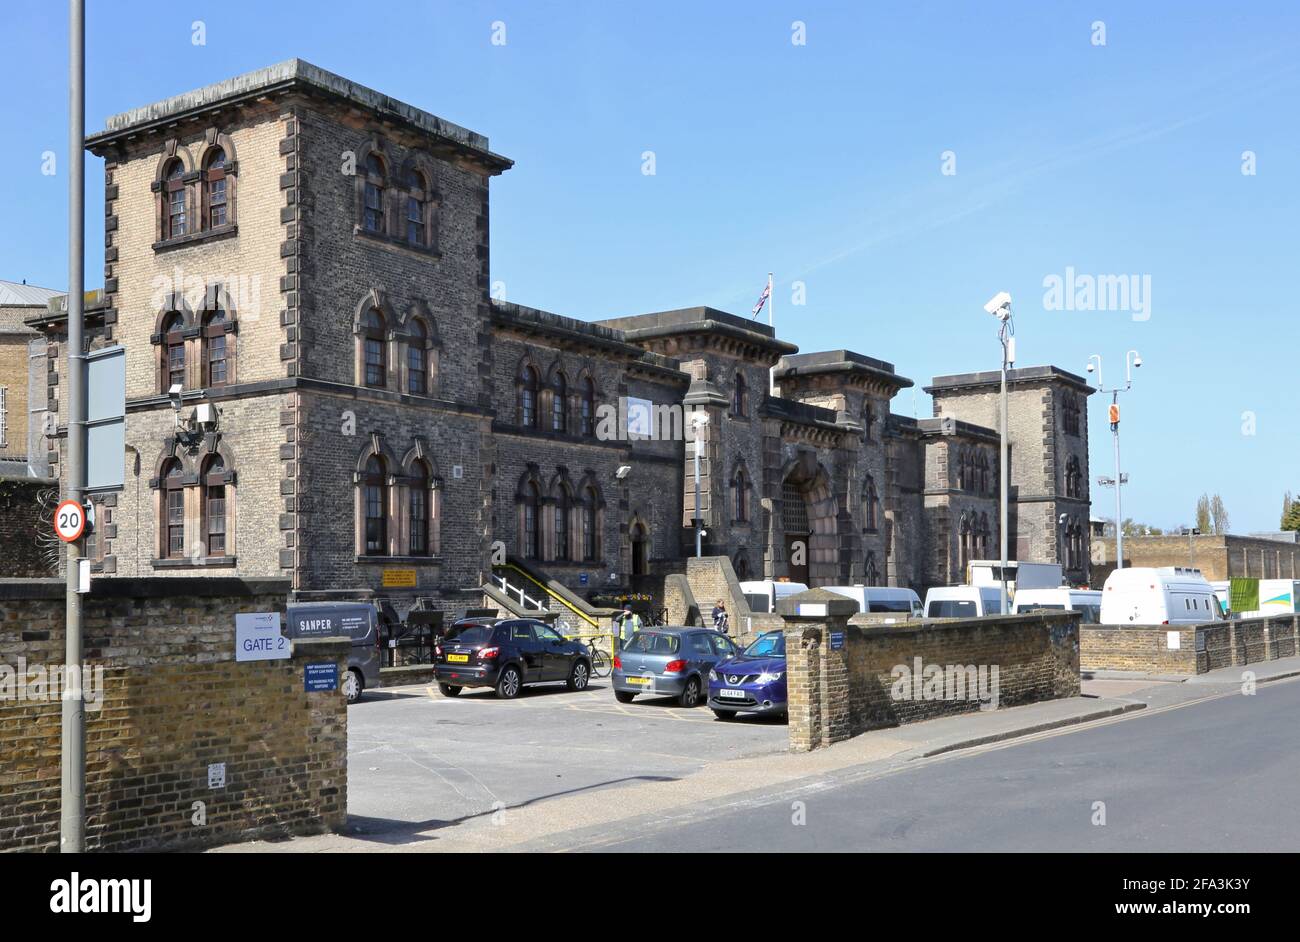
left=1011, top=588, right=1103, bottom=624
left=924, top=585, right=1006, bottom=618
left=1100, top=567, right=1219, bottom=625
left=739, top=580, right=809, bottom=615
left=824, top=585, right=924, bottom=620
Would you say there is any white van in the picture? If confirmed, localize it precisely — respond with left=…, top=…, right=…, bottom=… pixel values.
left=1100, top=567, right=1220, bottom=625
left=1011, top=588, right=1102, bottom=624
left=824, top=585, right=924, bottom=620
left=739, top=580, right=809, bottom=615
left=924, top=585, right=1006, bottom=619
left=967, top=560, right=1063, bottom=593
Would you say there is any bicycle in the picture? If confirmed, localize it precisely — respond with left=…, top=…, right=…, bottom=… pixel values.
left=580, top=633, right=612, bottom=678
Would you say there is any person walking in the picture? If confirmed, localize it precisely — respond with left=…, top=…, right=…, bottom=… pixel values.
left=711, top=599, right=729, bottom=635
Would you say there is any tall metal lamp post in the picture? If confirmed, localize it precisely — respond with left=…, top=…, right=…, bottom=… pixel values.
left=1087, top=350, right=1142, bottom=570
left=690, top=410, right=710, bottom=557
left=984, top=292, right=1015, bottom=616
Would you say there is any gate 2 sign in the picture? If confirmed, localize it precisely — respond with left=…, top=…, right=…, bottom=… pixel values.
left=53, top=499, right=87, bottom=543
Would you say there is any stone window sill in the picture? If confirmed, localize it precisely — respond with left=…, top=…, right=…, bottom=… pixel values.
left=354, top=555, right=442, bottom=565
left=151, top=555, right=237, bottom=569
left=352, top=226, right=441, bottom=260
left=153, top=223, right=238, bottom=252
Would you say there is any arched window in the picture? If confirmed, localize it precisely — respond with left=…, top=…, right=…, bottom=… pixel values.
left=979, top=513, right=991, bottom=557
left=978, top=452, right=990, bottom=495
left=162, top=311, right=186, bottom=392
left=363, top=456, right=388, bottom=556
left=519, top=366, right=540, bottom=428
left=552, top=372, right=568, bottom=433
left=407, top=319, right=428, bottom=395
left=863, top=403, right=875, bottom=442
left=162, top=459, right=185, bottom=558
left=409, top=460, right=431, bottom=557
left=404, top=167, right=428, bottom=247
left=957, top=448, right=967, bottom=490
left=579, top=377, right=596, bottom=437
left=1065, top=455, right=1081, bottom=499
left=731, top=465, right=749, bottom=523
left=582, top=485, right=600, bottom=561
left=1063, top=393, right=1081, bottom=436
left=522, top=482, right=541, bottom=559
left=202, top=308, right=228, bottom=387
left=865, top=551, right=880, bottom=586
left=163, top=159, right=187, bottom=239
left=863, top=476, right=879, bottom=531
left=734, top=553, right=751, bottom=581
left=553, top=487, right=571, bottom=561
left=732, top=372, right=747, bottom=418
left=202, top=147, right=228, bottom=229
left=959, top=514, right=973, bottom=573
left=362, top=153, right=386, bottom=234
left=363, top=308, right=387, bottom=388
left=201, top=454, right=228, bottom=557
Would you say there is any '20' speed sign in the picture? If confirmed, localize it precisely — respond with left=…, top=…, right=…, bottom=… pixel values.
left=53, top=499, right=87, bottom=543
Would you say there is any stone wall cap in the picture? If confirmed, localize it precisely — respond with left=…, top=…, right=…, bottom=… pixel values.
left=776, top=587, right=859, bottom=619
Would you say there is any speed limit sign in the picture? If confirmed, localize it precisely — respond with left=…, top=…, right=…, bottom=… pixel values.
left=53, top=499, right=87, bottom=543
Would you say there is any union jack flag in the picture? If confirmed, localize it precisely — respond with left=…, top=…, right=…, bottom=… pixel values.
left=751, top=281, right=771, bottom=319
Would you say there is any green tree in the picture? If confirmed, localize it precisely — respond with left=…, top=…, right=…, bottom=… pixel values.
left=1283, top=493, right=1300, bottom=532
left=1209, top=494, right=1230, bottom=535
left=1195, top=494, right=1211, bottom=534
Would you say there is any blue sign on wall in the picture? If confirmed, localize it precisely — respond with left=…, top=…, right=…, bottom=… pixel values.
left=304, top=662, right=339, bottom=693
left=580, top=573, right=589, bottom=586
left=830, top=631, right=845, bottom=651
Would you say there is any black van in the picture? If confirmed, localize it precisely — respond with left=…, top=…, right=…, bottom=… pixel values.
left=286, top=602, right=381, bottom=703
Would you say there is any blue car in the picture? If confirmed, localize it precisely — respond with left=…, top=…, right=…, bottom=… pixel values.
left=707, top=630, right=787, bottom=720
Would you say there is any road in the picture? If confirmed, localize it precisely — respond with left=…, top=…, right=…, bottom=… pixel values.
left=572, top=676, right=1300, bottom=852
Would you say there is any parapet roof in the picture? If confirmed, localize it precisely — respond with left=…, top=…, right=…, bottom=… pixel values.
left=925, top=365, right=1094, bottom=396
left=774, top=349, right=914, bottom=391
left=86, top=58, right=513, bottom=171
left=595, top=307, right=799, bottom=358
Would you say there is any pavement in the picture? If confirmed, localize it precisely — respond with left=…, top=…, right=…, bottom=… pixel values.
left=212, top=655, right=1300, bottom=853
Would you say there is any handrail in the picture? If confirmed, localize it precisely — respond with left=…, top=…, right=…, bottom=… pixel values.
left=487, top=573, right=545, bottom=611
left=495, top=562, right=600, bottom=628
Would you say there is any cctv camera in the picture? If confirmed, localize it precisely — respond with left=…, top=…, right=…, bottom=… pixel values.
left=615, top=465, right=632, bottom=480
left=1133, top=356, right=1142, bottom=368
left=1086, top=363, right=1094, bottom=373
left=983, top=291, right=1012, bottom=318
left=168, top=383, right=183, bottom=409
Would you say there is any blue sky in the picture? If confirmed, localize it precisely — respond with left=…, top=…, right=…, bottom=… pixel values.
left=3, top=1, right=1297, bottom=532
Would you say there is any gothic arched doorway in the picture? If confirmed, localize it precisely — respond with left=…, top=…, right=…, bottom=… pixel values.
left=629, top=520, right=650, bottom=576
left=781, top=455, right=838, bottom=586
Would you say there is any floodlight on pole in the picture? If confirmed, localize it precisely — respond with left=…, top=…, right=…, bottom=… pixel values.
left=984, top=292, right=1014, bottom=618
left=1088, top=350, right=1143, bottom=570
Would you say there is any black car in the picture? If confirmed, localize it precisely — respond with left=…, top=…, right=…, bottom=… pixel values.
left=434, top=618, right=593, bottom=699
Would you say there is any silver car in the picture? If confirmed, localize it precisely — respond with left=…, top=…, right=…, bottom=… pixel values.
left=612, top=627, right=739, bottom=707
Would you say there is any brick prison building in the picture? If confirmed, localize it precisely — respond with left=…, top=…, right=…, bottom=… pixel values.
left=24, top=60, right=1094, bottom=614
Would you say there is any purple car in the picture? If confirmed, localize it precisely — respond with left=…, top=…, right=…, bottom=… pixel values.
left=707, top=630, right=787, bottom=720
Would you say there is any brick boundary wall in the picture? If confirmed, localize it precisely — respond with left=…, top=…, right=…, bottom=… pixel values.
left=780, top=588, right=1080, bottom=752
left=1081, top=615, right=1300, bottom=675
left=0, top=577, right=346, bottom=852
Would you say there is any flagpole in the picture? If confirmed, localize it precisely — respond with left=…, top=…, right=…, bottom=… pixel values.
left=767, top=271, right=775, bottom=395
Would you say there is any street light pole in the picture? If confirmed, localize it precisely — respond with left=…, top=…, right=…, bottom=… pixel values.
left=1087, top=351, right=1141, bottom=572
left=691, top=411, right=710, bottom=558
left=61, top=0, right=87, bottom=853
left=984, top=292, right=1014, bottom=616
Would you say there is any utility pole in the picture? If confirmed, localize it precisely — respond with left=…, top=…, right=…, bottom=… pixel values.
left=61, top=0, right=87, bottom=853
left=691, top=411, right=710, bottom=557
left=1087, top=351, right=1142, bottom=572
left=984, top=292, right=1014, bottom=616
